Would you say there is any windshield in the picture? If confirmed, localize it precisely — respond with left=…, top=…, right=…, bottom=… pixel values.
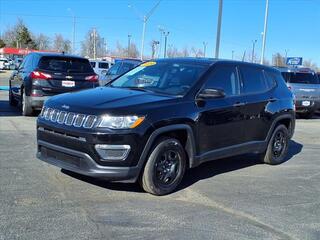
left=282, top=72, right=319, bottom=84
left=110, top=61, right=208, bottom=96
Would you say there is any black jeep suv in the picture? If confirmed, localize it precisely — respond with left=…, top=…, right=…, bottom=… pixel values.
left=9, top=52, right=98, bottom=116
left=37, top=58, right=295, bottom=195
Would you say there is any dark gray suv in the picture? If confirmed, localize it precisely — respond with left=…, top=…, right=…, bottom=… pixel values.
left=278, top=67, right=320, bottom=118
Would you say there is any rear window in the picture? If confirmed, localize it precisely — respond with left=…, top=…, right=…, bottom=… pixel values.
left=98, top=62, right=109, bottom=69
left=282, top=72, right=319, bottom=84
left=39, top=57, right=94, bottom=73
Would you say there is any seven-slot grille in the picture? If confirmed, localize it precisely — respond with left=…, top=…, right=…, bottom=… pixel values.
left=40, top=107, right=97, bottom=128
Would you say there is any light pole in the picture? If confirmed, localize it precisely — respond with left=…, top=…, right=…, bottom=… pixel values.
left=127, top=34, right=132, bottom=57
left=284, top=49, right=289, bottom=61
left=67, top=8, right=76, bottom=54
left=203, top=42, right=208, bottom=57
left=251, top=39, right=257, bottom=63
left=128, top=0, right=162, bottom=60
left=260, top=0, right=269, bottom=64
left=158, top=26, right=164, bottom=58
left=91, top=28, right=97, bottom=59
left=215, top=0, right=223, bottom=58
left=232, top=50, right=234, bottom=60
left=163, top=31, right=169, bottom=58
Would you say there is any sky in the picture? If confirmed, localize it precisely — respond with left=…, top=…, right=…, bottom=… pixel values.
left=0, top=0, right=319, bottom=65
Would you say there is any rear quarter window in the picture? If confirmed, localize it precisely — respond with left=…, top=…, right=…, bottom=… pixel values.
left=39, top=57, right=94, bottom=73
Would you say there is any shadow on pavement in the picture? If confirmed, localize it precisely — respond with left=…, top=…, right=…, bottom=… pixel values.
left=0, top=99, right=21, bottom=117
left=61, top=140, right=303, bottom=194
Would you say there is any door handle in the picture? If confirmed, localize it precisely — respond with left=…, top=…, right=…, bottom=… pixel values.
left=233, top=102, right=246, bottom=107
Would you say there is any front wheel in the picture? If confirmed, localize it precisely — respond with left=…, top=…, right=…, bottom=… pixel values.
left=141, top=138, right=186, bottom=196
left=261, top=124, right=289, bottom=165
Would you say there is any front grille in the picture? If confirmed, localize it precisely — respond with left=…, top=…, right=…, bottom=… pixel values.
left=40, top=107, right=97, bottom=129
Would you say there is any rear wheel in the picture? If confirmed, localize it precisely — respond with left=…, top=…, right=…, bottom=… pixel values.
left=21, top=91, right=34, bottom=116
left=261, top=124, right=289, bottom=165
left=9, top=84, right=18, bottom=106
left=141, top=138, right=186, bottom=196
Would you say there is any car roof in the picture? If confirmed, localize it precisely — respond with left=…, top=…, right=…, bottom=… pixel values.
left=153, top=57, right=278, bottom=71
left=32, top=52, right=88, bottom=60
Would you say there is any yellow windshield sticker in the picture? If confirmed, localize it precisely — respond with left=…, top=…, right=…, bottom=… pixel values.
left=141, top=61, right=156, bottom=67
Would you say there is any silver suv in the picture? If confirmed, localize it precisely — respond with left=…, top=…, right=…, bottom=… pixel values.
left=278, top=67, right=320, bottom=118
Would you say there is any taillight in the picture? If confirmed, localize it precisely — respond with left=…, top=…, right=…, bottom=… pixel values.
left=85, top=74, right=99, bottom=82
left=30, top=71, right=52, bottom=80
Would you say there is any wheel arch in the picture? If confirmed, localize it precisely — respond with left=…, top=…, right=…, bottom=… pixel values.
left=138, top=124, right=197, bottom=171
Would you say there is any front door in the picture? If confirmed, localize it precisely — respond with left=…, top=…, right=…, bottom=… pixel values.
left=197, top=64, right=246, bottom=155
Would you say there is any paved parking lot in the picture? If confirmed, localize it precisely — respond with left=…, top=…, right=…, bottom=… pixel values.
left=1, top=70, right=320, bottom=240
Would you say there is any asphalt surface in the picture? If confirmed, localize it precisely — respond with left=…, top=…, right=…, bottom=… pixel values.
left=1, top=70, right=320, bottom=240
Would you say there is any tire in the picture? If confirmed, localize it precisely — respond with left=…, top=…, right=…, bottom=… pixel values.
left=21, top=90, right=34, bottom=116
left=9, top=84, right=18, bottom=106
left=299, top=112, right=314, bottom=119
left=141, top=137, right=187, bottom=196
left=261, top=124, right=289, bottom=165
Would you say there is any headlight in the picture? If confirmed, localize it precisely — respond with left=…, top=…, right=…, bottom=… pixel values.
left=97, top=115, right=145, bottom=129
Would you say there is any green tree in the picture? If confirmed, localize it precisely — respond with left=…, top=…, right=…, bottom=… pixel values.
left=0, top=39, right=5, bottom=48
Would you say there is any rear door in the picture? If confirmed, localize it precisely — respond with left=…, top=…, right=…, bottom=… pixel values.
left=36, top=56, right=97, bottom=94
left=238, top=65, right=272, bottom=142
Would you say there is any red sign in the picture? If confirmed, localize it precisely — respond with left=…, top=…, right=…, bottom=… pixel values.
left=0, top=47, right=57, bottom=55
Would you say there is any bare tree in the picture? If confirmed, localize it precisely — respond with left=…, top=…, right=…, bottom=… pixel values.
left=53, top=34, right=71, bottom=53
left=303, top=59, right=319, bottom=71
left=34, top=33, right=51, bottom=50
left=81, top=28, right=106, bottom=58
left=190, top=47, right=204, bottom=57
left=110, top=41, right=139, bottom=58
left=272, top=53, right=286, bottom=67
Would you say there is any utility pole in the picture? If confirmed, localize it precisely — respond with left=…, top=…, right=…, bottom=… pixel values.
left=91, top=28, right=97, bottom=59
left=260, top=0, right=269, bottom=64
left=203, top=42, right=208, bottom=57
left=163, top=31, right=169, bottom=58
left=127, top=34, right=132, bottom=57
left=215, top=0, right=223, bottom=58
left=129, top=0, right=162, bottom=60
left=158, top=26, right=164, bottom=58
left=251, top=39, right=257, bottom=63
left=284, top=49, right=289, bottom=61
left=232, top=50, right=234, bottom=60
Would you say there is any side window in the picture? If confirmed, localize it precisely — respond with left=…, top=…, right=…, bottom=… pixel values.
left=203, top=65, right=240, bottom=96
left=240, top=66, right=267, bottom=94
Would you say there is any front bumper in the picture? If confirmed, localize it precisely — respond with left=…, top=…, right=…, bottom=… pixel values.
left=295, top=99, right=319, bottom=113
left=29, top=96, right=49, bottom=109
left=37, top=140, right=141, bottom=182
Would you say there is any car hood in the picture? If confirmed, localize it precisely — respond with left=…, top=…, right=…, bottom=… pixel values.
left=47, top=87, right=177, bottom=114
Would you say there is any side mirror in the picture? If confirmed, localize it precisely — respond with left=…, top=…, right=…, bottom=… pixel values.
left=197, top=88, right=225, bottom=100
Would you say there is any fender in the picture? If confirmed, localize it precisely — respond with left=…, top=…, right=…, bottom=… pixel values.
left=265, top=113, right=295, bottom=142
left=137, top=124, right=197, bottom=170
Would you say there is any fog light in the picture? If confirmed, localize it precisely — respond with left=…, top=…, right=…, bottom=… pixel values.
left=95, top=144, right=131, bottom=161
